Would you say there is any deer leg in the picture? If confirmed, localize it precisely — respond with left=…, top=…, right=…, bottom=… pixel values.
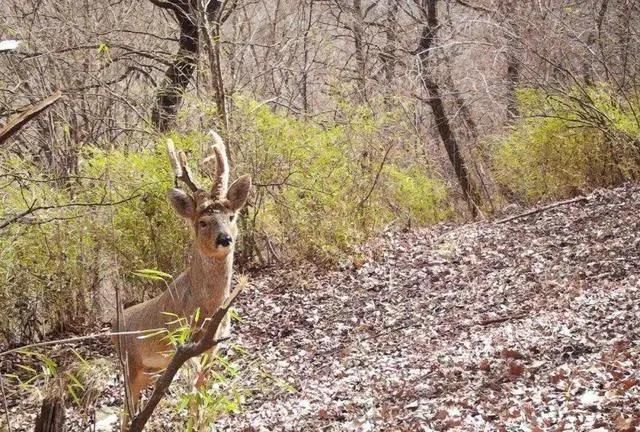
left=193, top=356, right=212, bottom=390
left=120, top=363, right=150, bottom=432
left=193, top=344, right=223, bottom=390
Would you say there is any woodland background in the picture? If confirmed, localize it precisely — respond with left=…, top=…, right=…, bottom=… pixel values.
left=1, top=0, right=639, bottom=349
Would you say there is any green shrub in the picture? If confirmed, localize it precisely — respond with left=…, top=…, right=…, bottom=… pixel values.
left=385, top=165, right=451, bottom=225
left=491, top=85, right=640, bottom=202
left=0, top=98, right=451, bottom=343
left=229, top=97, right=450, bottom=262
left=0, top=136, right=205, bottom=343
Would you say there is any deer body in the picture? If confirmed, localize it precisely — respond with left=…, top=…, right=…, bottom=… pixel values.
left=113, top=132, right=251, bottom=428
left=116, top=250, right=232, bottom=382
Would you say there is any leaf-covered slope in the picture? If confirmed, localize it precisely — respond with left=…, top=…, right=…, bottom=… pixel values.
left=225, top=183, right=640, bottom=431
left=4, top=184, right=639, bottom=431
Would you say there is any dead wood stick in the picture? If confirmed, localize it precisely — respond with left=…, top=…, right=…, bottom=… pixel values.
left=479, top=313, right=528, bottom=326
left=0, top=91, right=62, bottom=145
left=128, top=285, right=244, bottom=432
left=495, top=196, right=587, bottom=224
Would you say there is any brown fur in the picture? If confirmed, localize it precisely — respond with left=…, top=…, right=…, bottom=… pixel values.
left=112, top=136, right=250, bottom=430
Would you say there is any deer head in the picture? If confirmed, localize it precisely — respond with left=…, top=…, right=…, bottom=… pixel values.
left=166, top=131, right=251, bottom=259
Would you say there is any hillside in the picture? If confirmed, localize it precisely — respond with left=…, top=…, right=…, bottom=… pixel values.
left=3, top=183, right=640, bottom=431
left=222, top=183, right=640, bottom=431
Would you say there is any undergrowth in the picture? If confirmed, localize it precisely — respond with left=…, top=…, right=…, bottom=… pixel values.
left=491, top=84, right=640, bottom=202
left=0, top=97, right=449, bottom=344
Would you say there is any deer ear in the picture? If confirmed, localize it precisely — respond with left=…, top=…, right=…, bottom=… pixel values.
left=226, top=175, right=251, bottom=211
left=167, top=188, right=196, bottom=219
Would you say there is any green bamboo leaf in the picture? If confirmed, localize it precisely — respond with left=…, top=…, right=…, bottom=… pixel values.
left=136, top=329, right=166, bottom=340
left=132, top=269, right=173, bottom=281
left=17, top=364, right=37, bottom=375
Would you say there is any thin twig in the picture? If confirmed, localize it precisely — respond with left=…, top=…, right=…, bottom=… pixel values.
left=479, top=313, right=528, bottom=326
left=0, top=194, right=142, bottom=230
left=358, top=143, right=395, bottom=209
left=0, top=330, right=159, bottom=357
left=495, top=196, right=588, bottom=224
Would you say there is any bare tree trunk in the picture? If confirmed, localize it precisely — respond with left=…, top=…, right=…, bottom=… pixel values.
left=417, top=0, right=480, bottom=217
left=382, top=0, right=399, bottom=107
left=352, top=0, right=367, bottom=102
left=595, top=0, right=610, bottom=83
left=501, top=0, right=521, bottom=121
left=202, top=3, right=228, bottom=130
left=149, top=0, right=222, bottom=132
left=505, top=39, right=521, bottom=120
left=302, top=0, right=315, bottom=113
left=440, top=4, right=478, bottom=143
left=616, top=0, right=632, bottom=89
left=334, top=0, right=367, bottom=103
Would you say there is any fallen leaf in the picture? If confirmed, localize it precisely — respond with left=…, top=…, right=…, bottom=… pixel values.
left=508, top=361, right=525, bottom=378
left=501, top=348, right=525, bottom=360
left=478, top=358, right=491, bottom=371
left=580, top=390, right=601, bottom=407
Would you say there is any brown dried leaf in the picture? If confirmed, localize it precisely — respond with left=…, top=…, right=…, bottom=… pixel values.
left=478, top=358, right=491, bottom=372
left=614, top=415, right=636, bottom=432
left=620, top=377, right=638, bottom=391
left=501, top=348, right=525, bottom=360
left=507, top=361, right=525, bottom=378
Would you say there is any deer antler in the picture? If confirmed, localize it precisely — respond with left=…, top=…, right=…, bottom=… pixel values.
left=207, top=130, right=229, bottom=199
left=167, top=138, right=200, bottom=193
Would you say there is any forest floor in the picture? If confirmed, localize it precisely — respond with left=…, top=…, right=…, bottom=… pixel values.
left=2, top=183, right=640, bottom=431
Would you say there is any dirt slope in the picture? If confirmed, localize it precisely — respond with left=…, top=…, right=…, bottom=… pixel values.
left=222, top=183, right=640, bottom=431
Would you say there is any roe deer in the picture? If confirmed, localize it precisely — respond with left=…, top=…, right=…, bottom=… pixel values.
left=112, top=131, right=251, bottom=426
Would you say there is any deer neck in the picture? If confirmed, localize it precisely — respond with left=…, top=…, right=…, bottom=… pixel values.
left=187, top=246, right=233, bottom=315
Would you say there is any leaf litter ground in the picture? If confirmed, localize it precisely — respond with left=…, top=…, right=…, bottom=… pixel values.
left=2, top=183, right=640, bottom=431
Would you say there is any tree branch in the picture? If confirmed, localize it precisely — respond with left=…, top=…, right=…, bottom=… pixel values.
left=0, top=194, right=141, bottom=230
left=128, top=284, right=244, bottom=432
left=0, top=91, right=62, bottom=146
left=147, top=0, right=182, bottom=14
left=495, top=196, right=588, bottom=224
left=454, top=0, right=495, bottom=14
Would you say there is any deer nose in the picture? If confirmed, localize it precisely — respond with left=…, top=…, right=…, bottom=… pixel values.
left=216, top=233, right=233, bottom=247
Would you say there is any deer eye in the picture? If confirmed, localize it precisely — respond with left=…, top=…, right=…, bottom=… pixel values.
left=229, top=215, right=234, bottom=222
left=199, top=220, right=207, bottom=228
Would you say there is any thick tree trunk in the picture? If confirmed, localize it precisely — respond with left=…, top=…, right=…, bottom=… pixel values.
left=151, top=11, right=199, bottom=132
left=423, top=78, right=479, bottom=216
left=417, top=0, right=479, bottom=216
left=505, top=40, right=521, bottom=120
left=203, top=11, right=228, bottom=130
left=150, top=0, right=222, bottom=132
left=502, top=1, right=521, bottom=121
left=352, top=0, right=367, bottom=101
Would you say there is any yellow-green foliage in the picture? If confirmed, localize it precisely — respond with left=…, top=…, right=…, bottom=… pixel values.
left=0, top=135, right=206, bottom=343
left=385, top=165, right=450, bottom=225
left=0, top=98, right=450, bottom=343
left=492, top=85, right=640, bottom=202
left=230, top=97, right=450, bottom=261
